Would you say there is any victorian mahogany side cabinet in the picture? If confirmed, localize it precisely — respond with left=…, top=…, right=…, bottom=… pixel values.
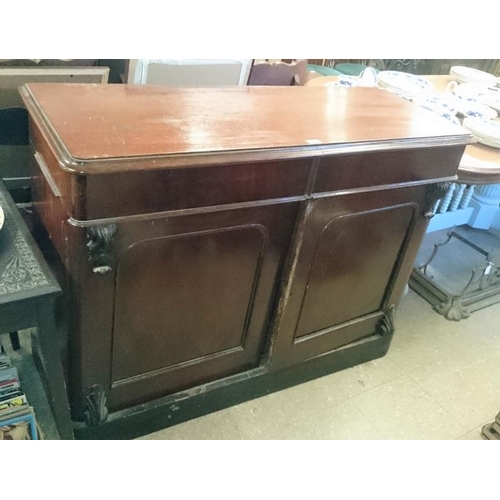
left=20, top=83, right=470, bottom=438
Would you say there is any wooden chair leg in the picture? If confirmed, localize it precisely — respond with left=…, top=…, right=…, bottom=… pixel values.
left=9, top=331, right=21, bottom=350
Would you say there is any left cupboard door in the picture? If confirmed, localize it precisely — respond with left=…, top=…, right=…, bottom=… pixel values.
left=69, top=202, right=300, bottom=414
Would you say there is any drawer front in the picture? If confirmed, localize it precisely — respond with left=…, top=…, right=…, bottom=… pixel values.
left=314, top=146, right=465, bottom=194
left=82, top=158, right=312, bottom=220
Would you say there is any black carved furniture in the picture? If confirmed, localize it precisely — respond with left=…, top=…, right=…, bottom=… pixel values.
left=0, top=179, right=73, bottom=439
left=0, top=107, right=31, bottom=349
left=20, top=83, right=471, bottom=439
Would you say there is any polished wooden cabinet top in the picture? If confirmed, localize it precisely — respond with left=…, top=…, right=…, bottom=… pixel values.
left=21, top=83, right=471, bottom=173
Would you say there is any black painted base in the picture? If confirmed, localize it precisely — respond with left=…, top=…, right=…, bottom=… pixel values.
left=73, top=331, right=393, bottom=440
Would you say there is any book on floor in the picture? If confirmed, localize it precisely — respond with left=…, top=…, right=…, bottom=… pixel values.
left=0, top=409, right=38, bottom=440
left=0, top=347, right=40, bottom=439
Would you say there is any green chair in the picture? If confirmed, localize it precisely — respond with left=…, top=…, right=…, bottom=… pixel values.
left=307, top=64, right=343, bottom=76
left=334, top=63, right=379, bottom=76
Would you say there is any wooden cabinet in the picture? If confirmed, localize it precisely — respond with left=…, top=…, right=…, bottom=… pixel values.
left=20, top=83, right=471, bottom=438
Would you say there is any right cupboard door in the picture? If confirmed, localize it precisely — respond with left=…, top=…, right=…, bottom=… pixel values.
left=271, top=184, right=430, bottom=367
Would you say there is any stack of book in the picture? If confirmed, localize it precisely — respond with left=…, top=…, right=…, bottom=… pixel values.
left=0, top=346, right=39, bottom=440
left=482, top=413, right=500, bottom=440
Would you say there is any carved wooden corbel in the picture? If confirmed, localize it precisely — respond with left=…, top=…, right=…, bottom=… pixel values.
left=83, top=385, right=109, bottom=426
left=86, top=224, right=118, bottom=275
left=377, top=305, right=396, bottom=336
left=424, top=182, right=451, bottom=219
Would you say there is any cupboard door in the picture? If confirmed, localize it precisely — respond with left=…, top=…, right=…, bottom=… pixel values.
left=72, top=202, right=299, bottom=413
left=271, top=186, right=429, bottom=366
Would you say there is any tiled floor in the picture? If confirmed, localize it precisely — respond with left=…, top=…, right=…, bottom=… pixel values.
left=138, top=289, right=500, bottom=440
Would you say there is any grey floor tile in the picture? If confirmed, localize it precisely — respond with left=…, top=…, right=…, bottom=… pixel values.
left=276, top=400, right=384, bottom=440
left=226, top=399, right=281, bottom=440
left=389, top=293, right=463, bottom=372
left=137, top=399, right=283, bottom=440
left=259, top=373, right=350, bottom=427
left=352, top=375, right=467, bottom=440
left=409, top=363, right=500, bottom=431
left=137, top=409, right=243, bottom=440
left=389, top=293, right=499, bottom=374
left=388, top=330, right=461, bottom=374
left=473, top=353, right=500, bottom=388
left=457, top=423, right=489, bottom=440
left=329, top=356, right=404, bottom=398
left=424, top=305, right=500, bottom=368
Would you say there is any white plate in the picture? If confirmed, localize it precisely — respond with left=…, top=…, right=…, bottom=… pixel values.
left=450, top=84, right=500, bottom=113
left=454, top=99, right=497, bottom=120
left=469, top=129, right=500, bottom=143
left=477, top=87, right=500, bottom=112
left=451, top=83, right=490, bottom=101
left=463, top=117, right=500, bottom=141
left=452, top=83, right=500, bottom=105
left=481, top=96, right=500, bottom=113
left=450, top=66, right=498, bottom=86
left=470, top=134, right=500, bottom=148
left=0, top=205, right=4, bottom=232
left=415, top=94, right=457, bottom=114
left=418, top=104, right=461, bottom=126
left=378, top=71, right=432, bottom=95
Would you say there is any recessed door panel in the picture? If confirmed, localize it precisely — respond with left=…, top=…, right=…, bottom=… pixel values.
left=112, top=226, right=266, bottom=382
left=295, top=205, right=415, bottom=338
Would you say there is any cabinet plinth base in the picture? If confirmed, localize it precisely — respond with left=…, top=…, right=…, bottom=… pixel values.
left=73, top=329, right=392, bottom=440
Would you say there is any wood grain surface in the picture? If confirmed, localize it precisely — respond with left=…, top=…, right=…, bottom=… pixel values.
left=21, top=83, right=470, bottom=170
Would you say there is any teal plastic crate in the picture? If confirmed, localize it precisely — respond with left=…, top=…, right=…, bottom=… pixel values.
left=334, top=63, right=379, bottom=76
left=307, top=64, right=343, bottom=76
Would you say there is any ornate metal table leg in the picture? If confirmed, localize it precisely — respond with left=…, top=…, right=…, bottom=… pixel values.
left=410, top=227, right=500, bottom=321
left=482, top=412, right=500, bottom=440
